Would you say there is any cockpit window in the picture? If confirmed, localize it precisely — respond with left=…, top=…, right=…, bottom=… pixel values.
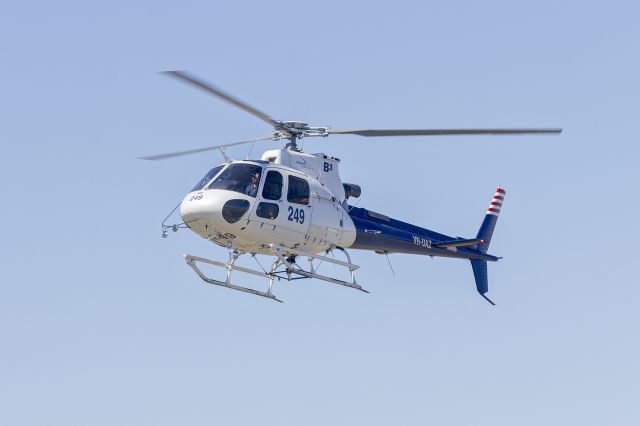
left=192, top=165, right=225, bottom=192
left=207, top=163, right=263, bottom=197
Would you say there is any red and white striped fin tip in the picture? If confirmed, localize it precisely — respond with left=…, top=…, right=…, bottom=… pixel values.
left=487, top=187, right=505, bottom=216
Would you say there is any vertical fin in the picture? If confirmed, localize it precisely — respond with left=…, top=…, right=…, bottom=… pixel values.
left=476, top=187, right=505, bottom=253
left=471, top=186, right=505, bottom=305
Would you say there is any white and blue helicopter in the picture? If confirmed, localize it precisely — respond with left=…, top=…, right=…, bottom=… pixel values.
left=142, top=71, right=561, bottom=304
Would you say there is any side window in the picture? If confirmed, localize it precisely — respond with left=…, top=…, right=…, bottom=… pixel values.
left=287, top=175, right=310, bottom=205
left=262, top=170, right=283, bottom=200
left=256, top=202, right=279, bottom=220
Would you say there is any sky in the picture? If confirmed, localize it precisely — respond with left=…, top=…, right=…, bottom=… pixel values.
left=1, top=1, right=639, bottom=425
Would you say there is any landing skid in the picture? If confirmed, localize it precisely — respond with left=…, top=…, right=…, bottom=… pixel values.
left=185, top=253, right=282, bottom=302
left=184, top=245, right=366, bottom=302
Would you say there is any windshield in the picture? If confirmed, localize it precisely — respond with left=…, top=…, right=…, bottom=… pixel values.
left=191, top=164, right=225, bottom=192
left=207, top=163, right=263, bottom=197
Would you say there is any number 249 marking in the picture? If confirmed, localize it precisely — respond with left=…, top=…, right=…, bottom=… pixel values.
left=287, top=206, right=305, bottom=224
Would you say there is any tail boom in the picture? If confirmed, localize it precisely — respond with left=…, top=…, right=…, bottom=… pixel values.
left=346, top=206, right=497, bottom=261
left=345, top=185, right=506, bottom=304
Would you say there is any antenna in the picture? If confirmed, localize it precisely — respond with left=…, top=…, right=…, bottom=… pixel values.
left=245, top=140, right=256, bottom=160
left=385, top=253, right=396, bottom=277
left=218, top=147, right=231, bottom=162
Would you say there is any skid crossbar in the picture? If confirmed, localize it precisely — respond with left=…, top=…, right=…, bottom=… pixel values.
left=270, top=245, right=367, bottom=293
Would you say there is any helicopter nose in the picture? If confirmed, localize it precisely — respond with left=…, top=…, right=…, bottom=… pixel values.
left=179, top=193, right=218, bottom=228
left=179, top=191, right=253, bottom=234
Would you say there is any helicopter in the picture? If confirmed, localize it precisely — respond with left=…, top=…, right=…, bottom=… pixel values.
left=142, top=71, right=561, bottom=304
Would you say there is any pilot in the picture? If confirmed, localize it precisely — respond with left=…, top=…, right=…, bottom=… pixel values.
left=245, top=173, right=260, bottom=197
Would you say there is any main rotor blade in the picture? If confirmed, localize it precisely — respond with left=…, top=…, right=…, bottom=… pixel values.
left=328, top=128, right=563, bottom=137
left=161, top=71, right=277, bottom=127
left=138, top=135, right=274, bottom=160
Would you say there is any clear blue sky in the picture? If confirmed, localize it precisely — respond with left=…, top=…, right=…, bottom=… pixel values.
left=2, top=1, right=639, bottom=425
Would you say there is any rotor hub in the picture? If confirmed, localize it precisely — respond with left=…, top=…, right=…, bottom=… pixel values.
left=281, top=121, right=309, bottom=131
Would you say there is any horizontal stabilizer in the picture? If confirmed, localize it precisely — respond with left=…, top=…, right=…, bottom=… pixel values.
left=434, top=238, right=483, bottom=249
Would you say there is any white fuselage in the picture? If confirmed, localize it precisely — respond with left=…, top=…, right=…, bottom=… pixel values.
left=179, top=156, right=356, bottom=255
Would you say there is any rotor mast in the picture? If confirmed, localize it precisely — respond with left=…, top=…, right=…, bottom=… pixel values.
left=286, top=133, right=298, bottom=150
